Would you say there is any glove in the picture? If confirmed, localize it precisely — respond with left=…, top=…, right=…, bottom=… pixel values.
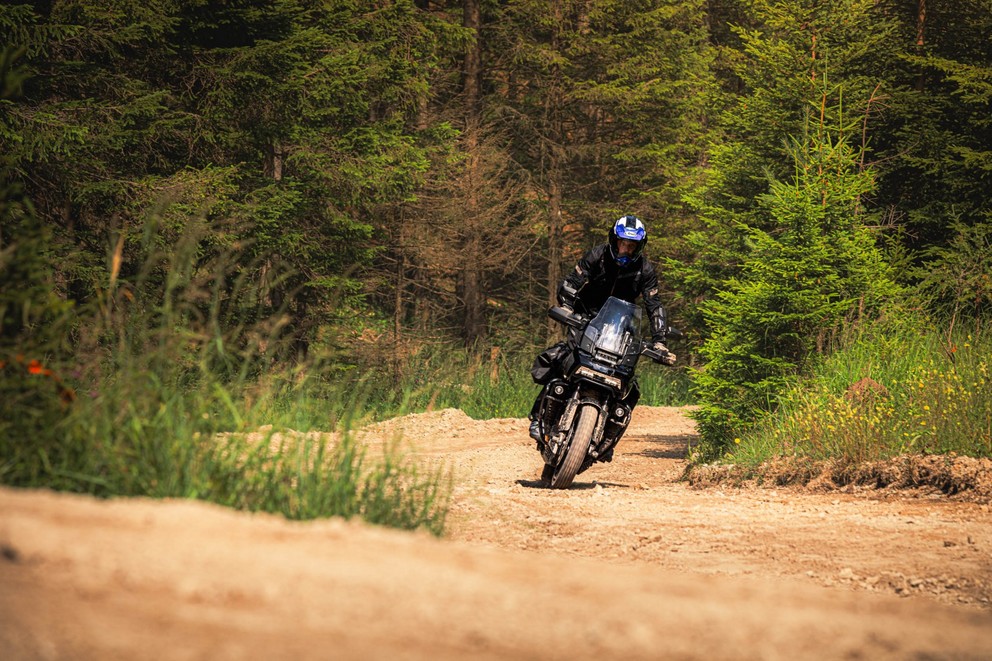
left=653, top=341, right=676, bottom=366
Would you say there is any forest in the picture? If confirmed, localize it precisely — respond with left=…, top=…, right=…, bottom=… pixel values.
left=1, top=1, right=990, bottom=517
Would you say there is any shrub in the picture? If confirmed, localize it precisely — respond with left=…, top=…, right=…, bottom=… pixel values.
left=726, top=320, right=992, bottom=465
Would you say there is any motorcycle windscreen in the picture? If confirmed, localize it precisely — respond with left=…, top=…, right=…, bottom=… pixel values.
left=579, top=296, right=641, bottom=359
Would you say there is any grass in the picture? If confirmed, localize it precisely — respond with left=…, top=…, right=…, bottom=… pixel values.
left=342, top=344, right=695, bottom=424
left=721, top=319, right=992, bottom=467
left=351, top=347, right=538, bottom=422
left=0, top=219, right=451, bottom=536
left=0, top=351, right=452, bottom=537
left=638, top=366, right=694, bottom=407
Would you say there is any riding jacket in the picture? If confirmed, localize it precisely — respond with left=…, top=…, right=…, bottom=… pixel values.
left=557, top=244, right=668, bottom=341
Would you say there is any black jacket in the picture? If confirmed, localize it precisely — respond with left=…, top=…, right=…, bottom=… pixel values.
left=557, top=244, right=668, bottom=341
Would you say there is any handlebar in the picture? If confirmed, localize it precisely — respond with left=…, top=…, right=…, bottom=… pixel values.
left=547, top=305, right=586, bottom=329
left=547, top=305, right=684, bottom=354
left=641, top=342, right=672, bottom=364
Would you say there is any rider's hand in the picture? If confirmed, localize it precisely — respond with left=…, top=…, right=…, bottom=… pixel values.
left=653, top=341, right=676, bottom=366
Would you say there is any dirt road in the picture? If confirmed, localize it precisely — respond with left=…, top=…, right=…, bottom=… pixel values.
left=2, top=406, right=992, bottom=659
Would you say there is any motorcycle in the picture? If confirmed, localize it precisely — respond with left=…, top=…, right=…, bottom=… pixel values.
left=533, top=296, right=681, bottom=489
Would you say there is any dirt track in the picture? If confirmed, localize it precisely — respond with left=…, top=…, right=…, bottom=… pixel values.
left=2, top=406, right=992, bottom=660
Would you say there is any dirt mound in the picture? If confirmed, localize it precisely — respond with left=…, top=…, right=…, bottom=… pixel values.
left=686, top=454, right=992, bottom=503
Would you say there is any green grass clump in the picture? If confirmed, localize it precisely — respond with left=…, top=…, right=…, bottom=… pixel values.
left=0, top=369, right=451, bottom=536
left=355, top=347, right=538, bottom=421
left=638, top=367, right=694, bottom=407
left=0, top=218, right=450, bottom=536
left=723, top=320, right=992, bottom=466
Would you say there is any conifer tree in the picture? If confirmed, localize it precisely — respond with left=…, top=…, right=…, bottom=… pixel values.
left=870, top=0, right=992, bottom=298
left=691, top=105, right=898, bottom=452
left=486, top=0, right=718, bottom=339
left=672, top=0, right=902, bottom=338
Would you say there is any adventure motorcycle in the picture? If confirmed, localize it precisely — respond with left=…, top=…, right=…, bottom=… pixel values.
left=533, top=296, right=681, bottom=489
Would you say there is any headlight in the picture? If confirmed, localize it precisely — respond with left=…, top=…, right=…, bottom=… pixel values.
left=575, top=366, right=622, bottom=389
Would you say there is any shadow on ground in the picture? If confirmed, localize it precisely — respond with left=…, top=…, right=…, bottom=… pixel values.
left=625, top=433, right=693, bottom=460
left=515, top=479, right=631, bottom=490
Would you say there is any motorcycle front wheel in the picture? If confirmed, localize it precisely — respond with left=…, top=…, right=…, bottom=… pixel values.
left=547, top=403, right=598, bottom=489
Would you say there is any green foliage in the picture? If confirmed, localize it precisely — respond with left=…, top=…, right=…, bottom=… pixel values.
left=725, top=319, right=992, bottom=465
left=872, top=0, right=992, bottom=254
left=913, top=219, right=992, bottom=324
left=1, top=1, right=460, bottom=354
left=486, top=0, right=719, bottom=257
left=672, top=0, right=902, bottom=336
left=690, top=109, right=898, bottom=454
left=4, top=0, right=992, bottom=484
left=0, top=216, right=450, bottom=536
left=1, top=44, right=76, bottom=443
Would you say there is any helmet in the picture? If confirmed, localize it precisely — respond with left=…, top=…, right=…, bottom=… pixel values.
left=608, top=215, right=647, bottom=266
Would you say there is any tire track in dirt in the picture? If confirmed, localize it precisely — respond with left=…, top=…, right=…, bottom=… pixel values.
left=372, top=406, right=992, bottom=609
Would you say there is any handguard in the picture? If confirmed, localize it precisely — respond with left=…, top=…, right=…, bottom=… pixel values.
left=548, top=305, right=585, bottom=329
left=642, top=338, right=678, bottom=365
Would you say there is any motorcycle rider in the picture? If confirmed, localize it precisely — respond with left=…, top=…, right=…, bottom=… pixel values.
left=529, top=214, right=676, bottom=451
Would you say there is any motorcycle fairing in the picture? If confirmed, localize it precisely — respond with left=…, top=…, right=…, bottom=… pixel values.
left=575, top=296, right=642, bottom=379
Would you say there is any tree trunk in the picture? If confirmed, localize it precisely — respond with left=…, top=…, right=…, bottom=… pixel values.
left=461, top=0, right=486, bottom=345
left=394, top=249, right=406, bottom=385
left=546, top=158, right=564, bottom=341
left=545, top=0, right=566, bottom=342
left=264, top=138, right=283, bottom=181
left=915, top=0, right=927, bottom=91
left=463, top=0, right=482, bottom=117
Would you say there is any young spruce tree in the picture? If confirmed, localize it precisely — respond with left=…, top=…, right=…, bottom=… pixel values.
left=691, top=99, right=898, bottom=454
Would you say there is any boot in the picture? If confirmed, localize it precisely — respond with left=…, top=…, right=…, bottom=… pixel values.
left=529, top=419, right=542, bottom=442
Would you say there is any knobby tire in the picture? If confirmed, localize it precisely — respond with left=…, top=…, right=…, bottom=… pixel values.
left=550, top=404, right=598, bottom=489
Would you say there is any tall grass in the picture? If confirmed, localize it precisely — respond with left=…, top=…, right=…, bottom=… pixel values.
left=347, top=345, right=538, bottom=421
left=639, top=366, right=694, bottom=407
left=0, top=218, right=450, bottom=535
left=342, top=342, right=695, bottom=424
left=724, top=318, right=992, bottom=466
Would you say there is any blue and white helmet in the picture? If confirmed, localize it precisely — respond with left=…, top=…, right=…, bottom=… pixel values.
left=608, top=215, right=647, bottom=266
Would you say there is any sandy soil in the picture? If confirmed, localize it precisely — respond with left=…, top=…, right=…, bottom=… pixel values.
left=2, top=406, right=992, bottom=660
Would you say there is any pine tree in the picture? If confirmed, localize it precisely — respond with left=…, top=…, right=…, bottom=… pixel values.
left=484, top=0, right=718, bottom=341
left=691, top=105, right=898, bottom=452
left=672, top=0, right=903, bottom=339
left=870, top=0, right=992, bottom=294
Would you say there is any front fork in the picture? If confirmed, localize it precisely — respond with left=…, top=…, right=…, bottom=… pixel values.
left=540, top=386, right=610, bottom=466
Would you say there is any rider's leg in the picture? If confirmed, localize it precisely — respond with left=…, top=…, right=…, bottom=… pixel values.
left=528, top=342, right=568, bottom=443
left=528, top=386, right=545, bottom=442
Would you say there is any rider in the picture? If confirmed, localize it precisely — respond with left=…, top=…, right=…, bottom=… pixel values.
left=529, top=214, right=676, bottom=447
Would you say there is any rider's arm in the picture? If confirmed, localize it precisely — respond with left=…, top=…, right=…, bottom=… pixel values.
left=557, top=246, right=603, bottom=308
left=640, top=260, right=668, bottom=341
